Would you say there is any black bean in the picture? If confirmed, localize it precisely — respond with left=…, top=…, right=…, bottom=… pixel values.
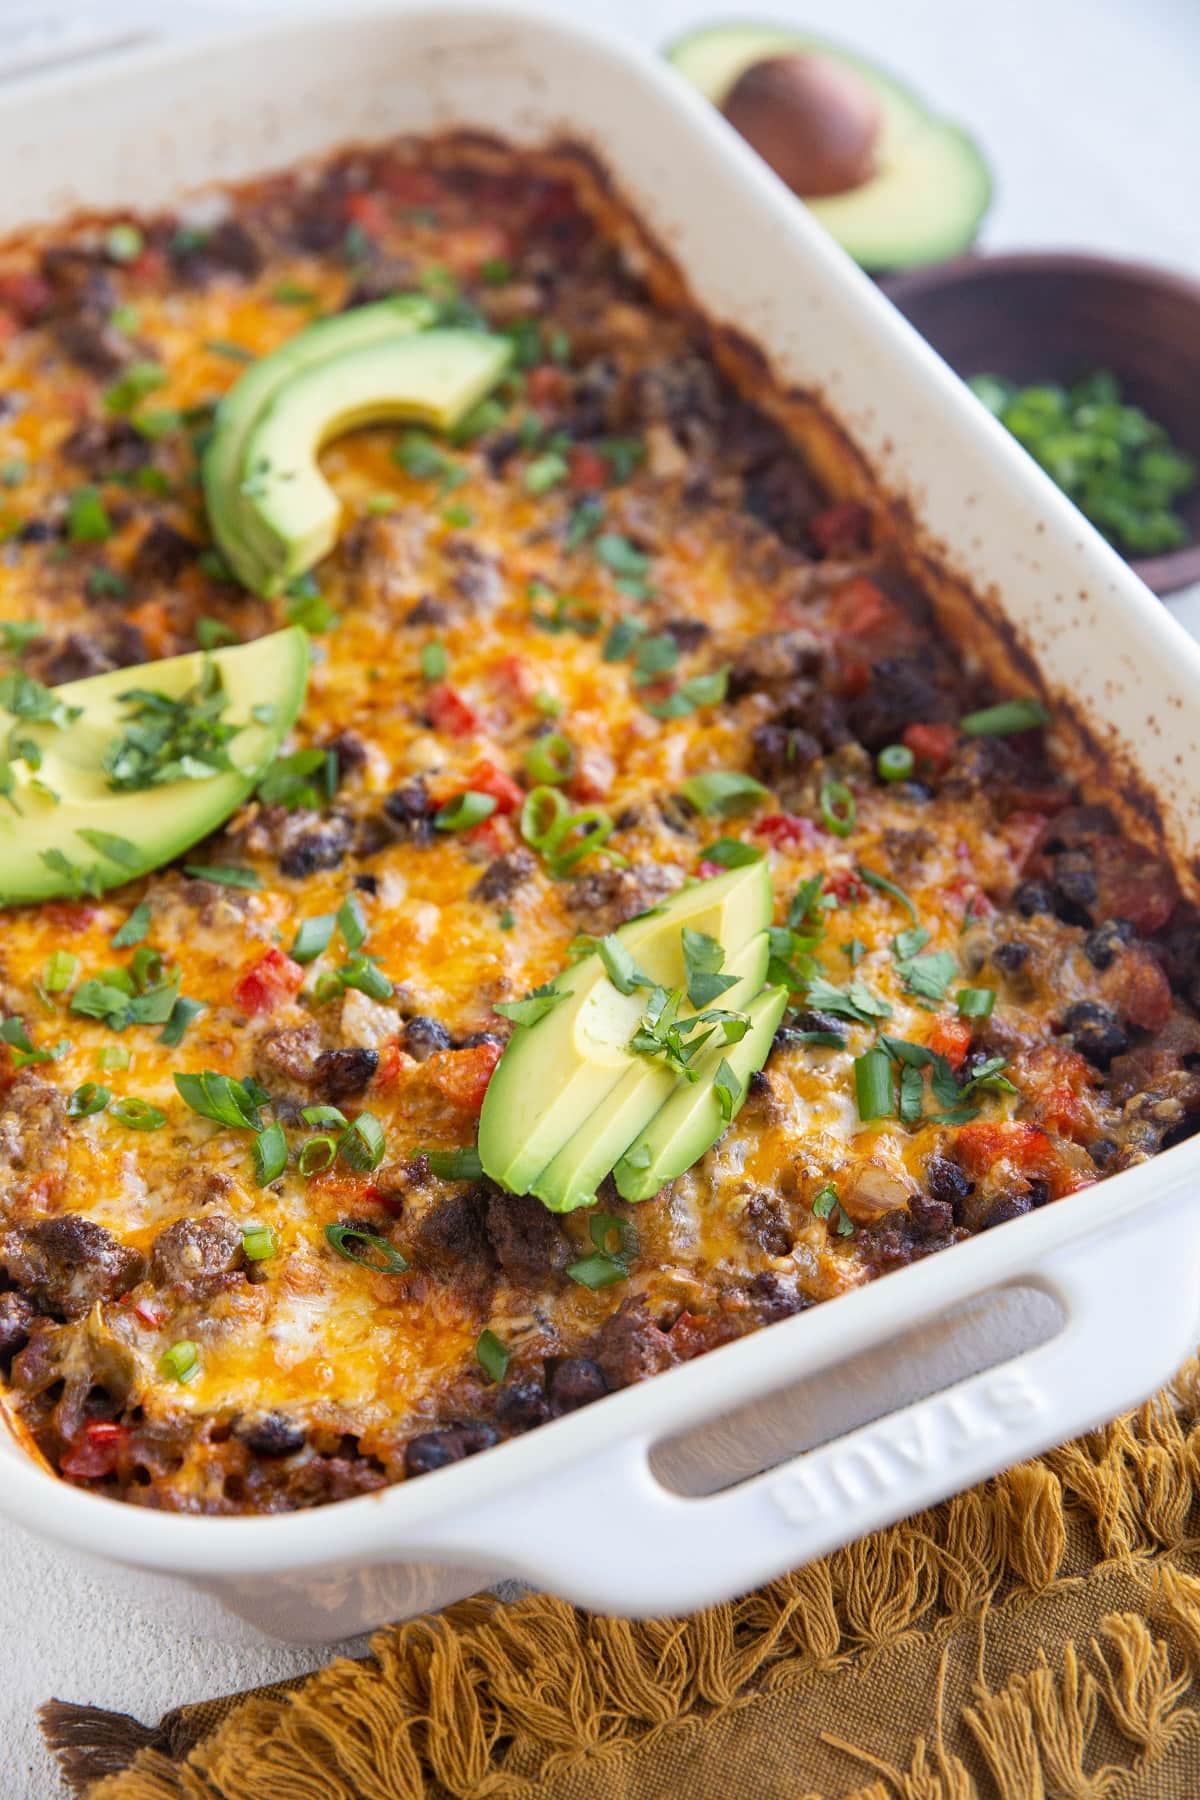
left=1062, top=1000, right=1129, bottom=1068
left=1013, top=881, right=1053, bottom=918
left=354, top=873, right=379, bottom=895
left=1089, top=1137, right=1119, bottom=1168
left=404, top=1422, right=498, bottom=1478
left=548, top=1357, right=608, bottom=1413
left=458, top=1031, right=502, bottom=1050
left=1051, top=853, right=1098, bottom=926
left=1084, top=919, right=1136, bottom=970
left=278, top=821, right=353, bottom=878
left=993, top=942, right=1030, bottom=974
left=239, top=1413, right=306, bottom=1458
left=494, top=1379, right=551, bottom=1432
left=312, top=1047, right=379, bottom=1098
left=925, top=1154, right=970, bottom=1211
left=403, top=1016, right=453, bottom=1061
left=980, top=1194, right=1032, bottom=1231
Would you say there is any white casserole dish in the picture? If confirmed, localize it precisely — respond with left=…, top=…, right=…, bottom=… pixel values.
left=2, top=0, right=1200, bottom=1645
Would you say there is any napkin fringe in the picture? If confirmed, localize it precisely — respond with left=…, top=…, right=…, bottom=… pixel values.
left=43, top=1355, right=1200, bottom=1800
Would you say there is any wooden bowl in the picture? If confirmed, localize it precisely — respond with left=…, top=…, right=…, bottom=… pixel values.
left=881, top=253, right=1200, bottom=595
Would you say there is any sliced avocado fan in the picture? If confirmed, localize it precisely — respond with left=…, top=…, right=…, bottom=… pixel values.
left=0, top=628, right=308, bottom=905
left=202, top=298, right=512, bottom=596
left=665, top=23, right=991, bottom=271
left=479, top=860, right=783, bottom=1211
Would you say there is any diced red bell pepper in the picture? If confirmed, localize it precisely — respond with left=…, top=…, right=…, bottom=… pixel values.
left=902, top=721, right=960, bottom=779
left=233, top=947, right=305, bottom=1017
left=929, top=1016, right=973, bottom=1072
left=569, top=747, right=615, bottom=805
left=129, top=247, right=167, bottom=286
left=464, top=816, right=508, bottom=858
left=808, top=500, right=871, bottom=559
left=372, top=1040, right=404, bottom=1087
left=465, top=759, right=524, bottom=815
left=755, top=812, right=820, bottom=852
left=60, top=1421, right=129, bottom=1480
left=567, top=444, right=608, bottom=492
left=426, top=1041, right=503, bottom=1113
left=426, top=684, right=483, bottom=739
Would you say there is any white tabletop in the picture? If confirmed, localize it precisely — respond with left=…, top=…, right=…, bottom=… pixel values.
left=1, top=1, right=1197, bottom=1793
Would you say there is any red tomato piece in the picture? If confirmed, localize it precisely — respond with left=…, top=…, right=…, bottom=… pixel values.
left=929, top=1016, right=973, bottom=1072
left=1116, top=951, right=1173, bottom=1033
left=378, top=164, right=445, bottom=206
left=902, top=721, right=960, bottom=779
left=808, top=500, right=871, bottom=558
left=1002, top=810, right=1050, bottom=876
left=464, top=816, right=508, bottom=858
left=426, top=1042, right=502, bottom=1113
left=60, top=1421, right=128, bottom=1480
left=0, top=270, right=52, bottom=324
left=527, top=365, right=568, bottom=406
left=41, top=901, right=99, bottom=931
left=426, top=684, right=483, bottom=738
left=129, top=246, right=167, bottom=286
left=569, top=747, right=615, bottom=805
left=465, top=759, right=524, bottom=814
left=1090, top=838, right=1179, bottom=936
left=493, top=654, right=537, bottom=700
left=344, top=192, right=391, bottom=237
left=372, top=1040, right=403, bottom=1087
left=755, top=812, right=820, bottom=852
left=233, top=947, right=305, bottom=1017
left=832, top=577, right=898, bottom=641
left=953, top=1120, right=1053, bottom=1179
left=824, top=868, right=867, bottom=905
left=567, top=444, right=608, bottom=492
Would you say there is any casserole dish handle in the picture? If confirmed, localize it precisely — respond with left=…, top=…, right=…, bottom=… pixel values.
left=408, top=1212, right=1200, bottom=1615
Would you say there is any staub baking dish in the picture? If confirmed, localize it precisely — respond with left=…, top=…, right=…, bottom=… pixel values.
left=2, top=1, right=1200, bottom=1645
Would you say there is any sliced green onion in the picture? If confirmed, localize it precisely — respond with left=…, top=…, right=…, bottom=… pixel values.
left=520, top=784, right=569, bottom=849
left=420, top=640, right=447, bottom=682
left=336, top=894, right=368, bottom=951
left=681, top=771, right=768, bottom=817
left=523, top=733, right=575, bottom=785
left=546, top=808, right=615, bottom=875
left=811, top=1183, right=838, bottom=1220
left=242, top=1224, right=279, bottom=1261
left=854, top=1047, right=895, bottom=1122
left=820, top=780, right=857, bottom=838
left=67, top=1082, right=110, bottom=1118
left=104, top=223, right=143, bottom=262
left=525, top=451, right=569, bottom=494
left=957, top=986, right=996, bottom=1018
left=960, top=698, right=1049, bottom=737
left=43, top=950, right=79, bottom=993
left=291, top=912, right=336, bottom=964
left=252, top=1121, right=288, bottom=1185
left=340, top=1110, right=386, bottom=1173
left=435, top=790, right=497, bottom=832
left=567, top=1253, right=628, bottom=1290
left=95, top=1044, right=131, bottom=1071
left=324, top=1223, right=409, bottom=1273
left=425, top=1147, right=484, bottom=1180
left=877, top=744, right=915, bottom=782
left=160, top=1340, right=200, bottom=1383
left=299, top=1134, right=339, bottom=1176
left=300, top=1105, right=348, bottom=1128
left=109, top=1097, right=168, bottom=1131
left=475, top=1328, right=510, bottom=1382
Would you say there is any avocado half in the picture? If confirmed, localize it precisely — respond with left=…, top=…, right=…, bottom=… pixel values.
left=0, top=628, right=309, bottom=905
left=666, top=23, right=991, bottom=271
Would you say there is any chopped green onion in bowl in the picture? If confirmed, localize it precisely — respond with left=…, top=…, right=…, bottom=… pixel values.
left=969, top=370, right=1196, bottom=558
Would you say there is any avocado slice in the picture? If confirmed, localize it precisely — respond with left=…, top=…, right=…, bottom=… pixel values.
left=665, top=24, right=990, bottom=270
left=202, top=295, right=437, bottom=595
left=235, top=328, right=513, bottom=594
left=478, top=859, right=772, bottom=1199
left=614, top=982, right=789, bottom=1203
left=0, top=628, right=309, bottom=905
left=530, top=927, right=770, bottom=1213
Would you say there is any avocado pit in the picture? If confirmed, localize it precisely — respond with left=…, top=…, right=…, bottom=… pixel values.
left=721, top=52, right=881, bottom=198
